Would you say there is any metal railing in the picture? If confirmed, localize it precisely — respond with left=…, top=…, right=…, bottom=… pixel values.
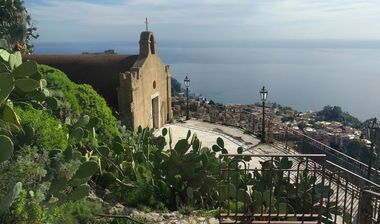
left=251, top=116, right=380, bottom=186
left=183, top=108, right=380, bottom=185
left=218, top=154, right=380, bottom=224
left=358, top=189, right=380, bottom=223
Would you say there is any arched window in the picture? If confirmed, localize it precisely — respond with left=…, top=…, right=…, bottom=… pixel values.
left=149, top=35, right=155, bottom=54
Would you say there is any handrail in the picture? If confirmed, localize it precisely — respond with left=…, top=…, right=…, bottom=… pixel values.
left=220, top=153, right=327, bottom=158
left=263, top=117, right=380, bottom=182
left=218, top=153, right=363, bottom=223
left=268, top=119, right=370, bottom=169
left=326, top=160, right=380, bottom=189
left=362, top=189, right=380, bottom=197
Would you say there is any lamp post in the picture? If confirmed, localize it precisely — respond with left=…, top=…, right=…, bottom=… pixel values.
left=252, top=113, right=255, bottom=134
left=184, top=76, right=191, bottom=120
left=260, top=86, right=268, bottom=143
left=367, top=117, right=380, bottom=180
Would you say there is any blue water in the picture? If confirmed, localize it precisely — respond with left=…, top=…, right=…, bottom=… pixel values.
left=32, top=40, right=380, bottom=121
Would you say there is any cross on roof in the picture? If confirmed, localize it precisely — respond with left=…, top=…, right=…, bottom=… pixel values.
left=145, top=17, right=149, bottom=32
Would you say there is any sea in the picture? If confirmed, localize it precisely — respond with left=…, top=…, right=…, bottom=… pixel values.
left=33, top=39, right=380, bottom=121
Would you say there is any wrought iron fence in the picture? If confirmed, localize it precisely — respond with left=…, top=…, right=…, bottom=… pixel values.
left=218, top=154, right=380, bottom=224
left=357, top=189, right=380, bottom=223
left=251, top=116, right=380, bottom=186
left=188, top=109, right=380, bottom=186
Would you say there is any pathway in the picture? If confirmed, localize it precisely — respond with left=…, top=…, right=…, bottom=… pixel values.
left=157, top=119, right=288, bottom=168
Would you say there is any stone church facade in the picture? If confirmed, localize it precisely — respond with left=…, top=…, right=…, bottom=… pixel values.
left=25, top=31, right=172, bottom=129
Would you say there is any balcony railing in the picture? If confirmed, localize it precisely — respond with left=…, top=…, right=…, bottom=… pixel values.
left=251, top=116, right=380, bottom=186
left=218, top=154, right=380, bottom=224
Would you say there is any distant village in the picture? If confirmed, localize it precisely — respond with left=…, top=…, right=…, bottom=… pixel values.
left=172, top=90, right=370, bottom=154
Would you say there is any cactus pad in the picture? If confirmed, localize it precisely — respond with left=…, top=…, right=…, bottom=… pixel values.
left=0, top=182, right=22, bottom=215
left=70, top=127, right=84, bottom=142
left=14, top=78, right=40, bottom=92
left=0, top=73, right=14, bottom=105
left=12, top=60, right=37, bottom=77
left=69, top=184, right=90, bottom=201
left=0, top=135, right=14, bottom=163
left=72, top=161, right=99, bottom=180
left=174, top=139, right=190, bottom=155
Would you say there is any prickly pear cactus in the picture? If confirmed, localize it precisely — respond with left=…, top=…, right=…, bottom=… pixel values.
left=48, top=159, right=99, bottom=204
left=0, top=182, right=22, bottom=216
left=0, top=74, right=14, bottom=105
left=72, top=161, right=99, bottom=180
left=0, top=135, right=13, bottom=163
left=0, top=49, right=51, bottom=108
left=68, top=184, right=90, bottom=201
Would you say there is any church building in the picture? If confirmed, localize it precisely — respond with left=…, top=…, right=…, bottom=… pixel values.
left=25, top=31, right=172, bottom=129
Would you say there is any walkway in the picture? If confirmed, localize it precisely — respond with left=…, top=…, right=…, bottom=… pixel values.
left=158, top=119, right=290, bottom=168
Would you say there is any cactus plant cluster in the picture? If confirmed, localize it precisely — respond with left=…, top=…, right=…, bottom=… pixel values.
left=0, top=48, right=60, bottom=160
left=101, top=127, right=231, bottom=210
left=48, top=157, right=99, bottom=204
left=159, top=129, right=224, bottom=208
left=219, top=156, right=338, bottom=222
left=42, top=114, right=104, bottom=204
left=0, top=50, right=43, bottom=105
left=0, top=48, right=102, bottom=221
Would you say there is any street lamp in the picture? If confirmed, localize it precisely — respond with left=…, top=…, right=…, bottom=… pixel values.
left=260, top=86, right=268, bottom=143
left=367, top=117, right=380, bottom=180
left=184, top=76, right=191, bottom=120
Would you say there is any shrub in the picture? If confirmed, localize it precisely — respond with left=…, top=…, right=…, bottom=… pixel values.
left=74, top=84, right=122, bottom=146
left=47, top=201, right=102, bottom=224
left=0, top=146, right=48, bottom=197
left=116, top=181, right=167, bottom=211
left=38, top=64, right=121, bottom=146
left=6, top=190, right=45, bottom=224
left=14, top=105, right=68, bottom=151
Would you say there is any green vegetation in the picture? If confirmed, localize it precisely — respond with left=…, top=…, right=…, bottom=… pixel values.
left=14, top=105, right=68, bottom=150
left=0, top=47, right=230, bottom=223
left=342, top=139, right=369, bottom=164
left=171, top=77, right=181, bottom=96
left=0, top=48, right=101, bottom=223
left=110, top=128, right=221, bottom=211
left=38, top=64, right=122, bottom=146
left=317, top=105, right=362, bottom=128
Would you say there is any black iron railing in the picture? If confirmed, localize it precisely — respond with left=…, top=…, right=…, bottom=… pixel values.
left=219, top=154, right=380, bottom=224
left=357, top=189, right=380, bottom=223
left=251, top=116, right=380, bottom=186
left=187, top=109, right=380, bottom=186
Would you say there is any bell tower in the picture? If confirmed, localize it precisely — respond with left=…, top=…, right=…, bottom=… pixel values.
left=139, top=31, right=156, bottom=57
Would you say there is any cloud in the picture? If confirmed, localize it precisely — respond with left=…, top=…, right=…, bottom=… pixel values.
left=29, top=0, right=254, bottom=26
left=27, top=0, right=380, bottom=42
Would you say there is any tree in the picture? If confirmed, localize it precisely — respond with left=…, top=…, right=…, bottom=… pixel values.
left=0, top=0, right=38, bottom=51
left=317, top=105, right=362, bottom=128
left=343, top=139, right=369, bottom=164
left=171, top=77, right=181, bottom=96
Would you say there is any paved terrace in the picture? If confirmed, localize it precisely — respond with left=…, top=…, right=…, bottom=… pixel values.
left=158, top=119, right=298, bottom=168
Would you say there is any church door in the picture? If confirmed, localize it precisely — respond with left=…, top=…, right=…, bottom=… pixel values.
left=152, top=96, right=159, bottom=129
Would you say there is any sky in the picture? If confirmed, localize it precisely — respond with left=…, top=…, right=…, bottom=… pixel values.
left=25, top=0, right=380, bottom=43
